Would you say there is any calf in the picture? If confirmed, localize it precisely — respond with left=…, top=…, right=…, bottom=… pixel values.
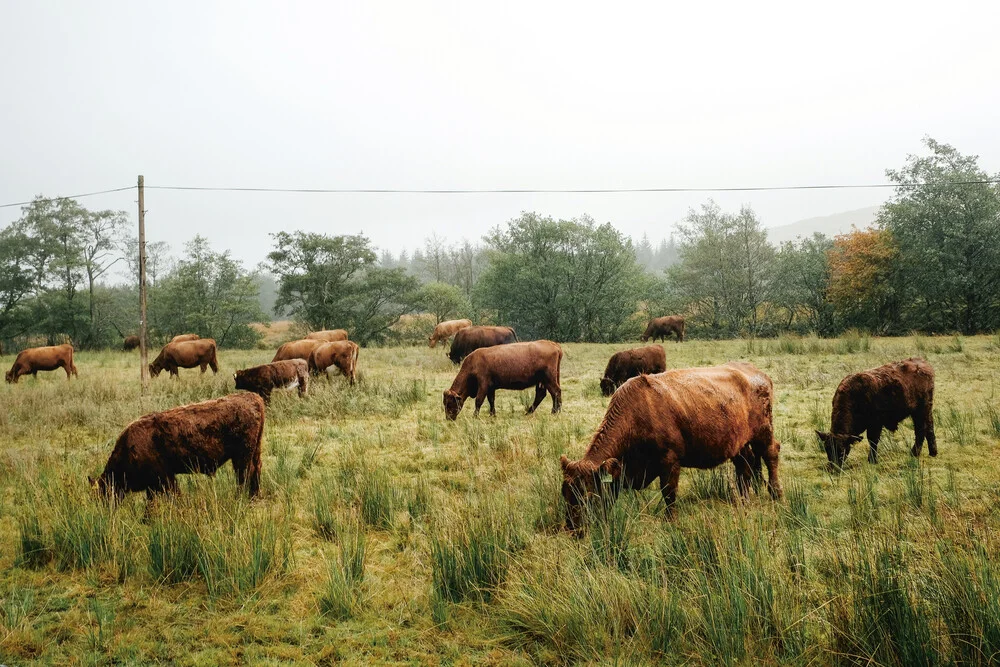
left=91, top=392, right=266, bottom=500
left=561, top=362, right=780, bottom=528
left=641, top=316, right=685, bottom=343
left=600, top=344, right=666, bottom=396
left=308, top=341, right=359, bottom=385
left=429, top=319, right=473, bottom=348
left=816, top=357, right=936, bottom=467
left=272, top=338, right=324, bottom=363
left=235, top=359, right=309, bottom=403
left=5, top=344, right=78, bottom=383
left=443, top=340, right=562, bottom=420
left=448, top=325, right=518, bottom=363
left=149, top=339, right=219, bottom=378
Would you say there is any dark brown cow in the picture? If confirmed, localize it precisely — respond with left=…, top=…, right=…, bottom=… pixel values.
left=560, top=362, right=781, bottom=529
left=600, top=344, right=666, bottom=396
left=443, top=340, right=562, bottom=420
left=122, top=335, right=141, bottom=352
left=170, top=334, right=201, bottom=344
left=149, top=339, right=219, bottom=378
left=90, top=392, right=265, bottom=500
left=306, top=329, right=349, bottom=343
left=641, top=316, right=685, bottom=343
left=448, top=325, right=518, bottom=364
left=308, top=341, right=359, bottom=385
left=235, top=359, right=309, bottom=403
left=429, top=319, right=473, bottom=348
left=816, top=357, right=936, bottom=468
left=5, top=344, right=78, bottom=383
left=272, top=338, right=325, bottom=363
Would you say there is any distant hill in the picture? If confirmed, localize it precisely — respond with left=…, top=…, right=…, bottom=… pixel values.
left=766, top=206, right=881, bottom=245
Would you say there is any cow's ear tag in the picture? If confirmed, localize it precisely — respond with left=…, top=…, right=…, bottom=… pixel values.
left=600, top=471, right=613, bottom=485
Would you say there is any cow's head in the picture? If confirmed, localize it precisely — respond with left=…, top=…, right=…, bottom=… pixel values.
left=428, top=336, right=437, bottom=348
left=148, top=360, right=162, bottom=378
left=599, top=377, right=616, bottom=397
left=443, top=390, right=464, bottom=421
left=815, top=431, right=862, bottom=470
left=560, top=455, right=622, bottom=532
left=88, top=474, right=123, bottom=502
left=234, top=370, right=248, bottom=391
left=5, top=369, right=16, bottom=384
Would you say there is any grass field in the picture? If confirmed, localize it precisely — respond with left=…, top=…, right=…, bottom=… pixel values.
left=2, top=333, right=1000, bottom=665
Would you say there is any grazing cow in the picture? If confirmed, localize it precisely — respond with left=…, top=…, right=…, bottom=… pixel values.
left=443, top=340, right=562, bottom=420
left=235, top=359, right=309, bottom=403
left=90, top=392, right=265, bottom=500
left=149, top=339, right=219, bottom=378
left=306, top=329, right=349, bottom=343
left=122, top=335, right=141, bottom=352
left=641, top=316, right=685, bottom=343
left=560, top=362, right=781, bottom=529
left=448, top=325, right=518, bottom=364
left=600, top=345, right=666, bottom=396
left=429, top=319, right=473, bottom=348
left=170, top=334, right=201, bottom=344
left=816, top=357, right=936, bottom=468
left=272, top=338, right=325, bottom=364
left=5, top=345, right=78, bottom=383
left=308, top=341, right=360, bottom=385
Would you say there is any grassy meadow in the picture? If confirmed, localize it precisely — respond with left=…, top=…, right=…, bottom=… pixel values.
left=2, top=333, right=1000, bottom=665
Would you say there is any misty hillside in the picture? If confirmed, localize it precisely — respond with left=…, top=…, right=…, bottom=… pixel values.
left=765, top=206, right=880, bottom=244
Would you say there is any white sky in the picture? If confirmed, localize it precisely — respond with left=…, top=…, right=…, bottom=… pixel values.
left=2, top=1, right=998, bottom=268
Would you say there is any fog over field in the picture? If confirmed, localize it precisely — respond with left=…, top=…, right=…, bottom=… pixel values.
left=2, top=2, right=999, bottom=266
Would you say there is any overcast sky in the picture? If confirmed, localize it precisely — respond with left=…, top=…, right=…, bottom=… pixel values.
left=2, top=1, right=998, bottom=269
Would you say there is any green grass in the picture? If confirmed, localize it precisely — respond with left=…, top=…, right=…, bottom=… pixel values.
left=1, top=337, right=999, bottom=663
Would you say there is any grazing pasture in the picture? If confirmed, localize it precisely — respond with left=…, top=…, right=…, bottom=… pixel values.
left=1, top=335, right=1000, bottom=664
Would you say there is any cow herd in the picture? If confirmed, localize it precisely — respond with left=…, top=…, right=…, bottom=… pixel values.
left=3, top=316, right=941, bottom=531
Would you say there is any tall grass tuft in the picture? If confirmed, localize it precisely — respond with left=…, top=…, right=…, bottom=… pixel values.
left=689, top=468, right=734, bottom=503
left=430, top=504, right=526, bottom=603
left=16, top=514, right=51, bottom=568
left=148, top=517, right=202, bottom=584
left=310, top=472, right=342, bottom=540
left=319, top=522, right=367, bottom=620
left=836, top=329, right=871, bottom=354
left=985, top=402, right=1000, bottom=438
left=407, top=476, right=431, bottom=522
left=848, top=473, right=880, bottom=529
left=196, top=510, right=291, bottom=599
left=784, top=479, right=817, bottom=528
left=940, top=404, right=976, bottom=447
left=355, top=466, right=402, bottom=530
left=934, top=541, right=1000, bottom=664
left=586, top=492, right=642, bottom=572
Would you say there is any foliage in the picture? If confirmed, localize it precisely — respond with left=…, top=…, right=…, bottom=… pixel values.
left=827, top=228, right=901, bottom=333
left=267, top=231, right=422, bottom=345
left=666, top=202, right=776, bottom=337
left=772, top=233, right=835, bottom=335
left=154, top=236, right=265, bottom=348
left=475, top=213, right=652, bottom=341
left=417, top=281, right=470, bottom=324
left=879, top=137, right=1000, bottom=334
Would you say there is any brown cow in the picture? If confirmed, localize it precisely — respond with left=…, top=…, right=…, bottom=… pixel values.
left=641, top=316, right=685, bottom=343
left=448, top=325, right=518, bottom=363
left=170, top=334, right=201, bottom=344
left=306, top=329, right=349, bottom=343
left=90, top=392, right=265, bottom=500
left=816, top=357, right=936, bottom=468
left=5, top=344, right=78, bottom=383
left=560, top=362, right=781, bottom=529
left=443, top=340, right=562, bottom=420
left=272, top=338, right=324, bottom=364
left=600, top=345, right=666, bottom=396
left=149, top=339, right=219, bottom=378
left=122, top=335, right=141, bottom=352
left=308, top=341, right=359, bottom=385
left=429, top=319, right=473, bottom=348
left=235, top=359, right=309, bottom=403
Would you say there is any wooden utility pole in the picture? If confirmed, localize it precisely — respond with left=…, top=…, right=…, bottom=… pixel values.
left=138, top=175, right=149, bottom=392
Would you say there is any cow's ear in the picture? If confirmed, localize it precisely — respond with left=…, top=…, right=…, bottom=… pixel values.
left=601, top=458, right=623, bottom=479
left=560, top=455, right=570, bottom=472
left=815, top=430, right=829, bottom=443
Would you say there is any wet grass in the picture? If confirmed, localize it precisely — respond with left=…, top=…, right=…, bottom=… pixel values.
left=0, top=337, right=999, bottom=663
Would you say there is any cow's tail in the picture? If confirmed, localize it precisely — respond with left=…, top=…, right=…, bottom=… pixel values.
left=210, top=342, right=219, bottom=373
left=69, top=348, right=79, bottom=378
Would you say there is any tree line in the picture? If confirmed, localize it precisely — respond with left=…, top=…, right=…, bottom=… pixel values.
left=1, top=137, right=997, bottom=351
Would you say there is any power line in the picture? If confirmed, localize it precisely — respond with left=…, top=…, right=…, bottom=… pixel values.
left=0, top=186, right=136, bottom=209
left=146, top=179, right=1000, bottom=195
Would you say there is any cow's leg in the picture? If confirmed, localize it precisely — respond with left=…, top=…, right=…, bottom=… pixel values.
left=473, top=387, right=488, bottom=416
left=64, top=362, right=72, bottom=380
left=660, top=453, right=681, bottom=517
left=867, top=425, right=882, bottom=464
left=924, top=401, right=938, bottom=457
left=760, top=437, right=783, bottom=500
left=261, top=389, right=272, bottom=405
left=200, top=363, right=208, bottom=374
left=527, top=384, right=547, bottom=414
left=733, top=448, right=754, bottom=499
left=546, top=378, right=562, bottom=414
left=487, top=389, right=497, bottom=416
left=209, top=358, right=218, bottom=374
